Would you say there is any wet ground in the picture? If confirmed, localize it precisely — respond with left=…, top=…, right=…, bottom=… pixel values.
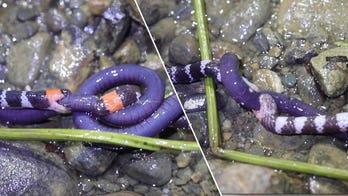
left=139, top=0, right=348, bottom=194
left=0, top=0, right=217, bottom=195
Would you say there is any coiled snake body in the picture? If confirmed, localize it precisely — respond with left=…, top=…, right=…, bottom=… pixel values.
left=0, top=65, right=183, bottom=137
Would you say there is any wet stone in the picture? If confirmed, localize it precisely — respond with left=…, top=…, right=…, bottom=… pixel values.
left=64, top=143, right=117, bottom=176
left=0, top=47, right=6, bottom=64
left=209, top=159, right=284, bottom=194
left=92, top=1, right=130, bottom=54
left=95, top=179, right=121, bottom=193
left=70, top=9, right=88, bottom=28
left=113, top=39, right=141, bottom=64
left=104, top=191, right=142, bottom=196
left=305, top=24, right=329, bottom=47
left=46, top=9, right=67, bottom=33
left=173, top=167, right=193, bottom=185
left=253, top=30, right=270, bottom=52
left=259, top=54, right=279, bottom=69
left=175, top=152, right=192, bottom=168
left=252, top=69, right=285, bottom=93
left=7, top=21, right=39, bottom=40
left=117, top=152, right=172, bottom=186
left=16, top=7, right=38, bottom=21
left=221, top=0, right=271, bottom=42
left=284, top=39, right=317, bottom=65
left=7, top=32, right=52, bottom=87
left=169, top=35, right=200, bottom=65
left=282, top=73, right=297, bottom=88
left=150, top=17, right=175, bottom=49
left=133, top=185, right=149, bottom=194
left=277, top=0, right=348, bottom=40
left=261, top=27, right=284, bottom=49
left=295, top=66, right=324, bottom=107
left=0, top=142, right=78, bottom=195
left=87, top=0, right=112, bottom=15
left=138, top=0, right=176, bottom=26
left=48, top=29, right=93, bottom=92
left=253, top=124, right=310, bottom=151
left=308, top=143, right=348, bottom=194
left=310, top=47, right=348, bottom=97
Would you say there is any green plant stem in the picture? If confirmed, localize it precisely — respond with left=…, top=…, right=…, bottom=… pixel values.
left=0, top=128, right=200, bottom=152
left=193, top=0, right=220, bottom=148
left=214, top=148, right=348, bottom=181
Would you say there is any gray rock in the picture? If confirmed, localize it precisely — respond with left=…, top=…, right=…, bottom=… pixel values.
left=259, top=54, right=279, bottom=69
left=221, top=0, right=271, bottom=42
left=173, top=167, right=193, bottom=185
left=209, top=159, right=287, bottom=194
left=16, top=7, right=38, bottom=21
left=6, top=21, right=39, bottom=40
left=94, top=179, right=121, bottom=193
left=261, top=27, right=284, bottom=49
left=277, top=0, right=348, bottom=40
left=253, top=30, right=270, bottom=52
left=118, top=152, right=172, bottom=186
left=113, top=39, right=141, bottom=64
left=0, top=142, right=78, bottom=195
left=64, top=143, right=117, bottom=176
left=295, top=66, right=324, bottom=107
left=46, top=9, right=67, bottom=33
left=92, top=1, right=130, bottom=54
left=138, top=0, right=176, bottom=26
left=133, top=185, right=149, bottom=194
left=252, top=69, right=285, bottom=93
left=87, top=0, right=112, bottom=15
left=308, top=143, right=348, bottom=194
left=48, top=29, right=93, bottom=92
left=310, top=47, right=348, bottom=97
left=175, top=152, right=192, bottom=168
left=306, top=24, right=329, bottom=47
left=282, top=73, right=297, bottom=88
left=0, top=47, right=6, bottom=64
left=104, top=191, right=142, bottom=196
left=284, top=39, right=317, bottom=64
left=253, top=124, right=310, bottom=151
left=169, top=35, right=200, bottom=65
left=70, top=9, right=88, bottom=28
left=7, top=32, right=52, bottom=87
left=150, top=17, right=175, bottom=49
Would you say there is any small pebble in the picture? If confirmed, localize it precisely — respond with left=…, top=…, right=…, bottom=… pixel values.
left=268, top=46, right=282, bottom=58
left=16, top=7, right=38, bottom=21
left=88, top=0, right=111, bottom=15
left=8, top=21, right=39, bottom=40
left=223, top=132, right=232, bottom=141
left=222, top=119, right=232, bottom=131
left=175, top=152, right=192, bottom=168
left=259, top=54, right=279, bottom=69
left=282, top=73, right=297, bottom=88
left=191, top=172, right=202, bottom=183
left=253, top=30, right=269, bottom=52
left=113, top=39, right=141, bottom=64
left=46, top=9, right=67, bottom=33
left=70, top=9, right=88, bottom=28
left=168, top=35, right=200, bottom=65
left=133, top=185, right=149, bottom=194
left=252, top=69, right=285, bottom=93
left=95, top=179, right=121, bottom=193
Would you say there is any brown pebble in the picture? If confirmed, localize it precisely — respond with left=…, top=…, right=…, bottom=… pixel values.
left=88, top=0, right=111, bottom=15
left=223, top=132, right=232, bottom=141
left=191, top=172, right=202, bottom=183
